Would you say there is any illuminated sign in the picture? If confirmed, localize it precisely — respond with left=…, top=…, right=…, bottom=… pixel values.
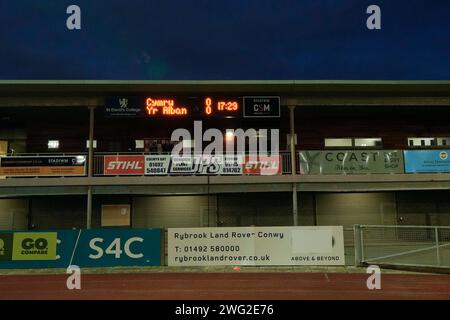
left=104, top=96, right=277, bottom=118
left=146, top=96, right=241, bottom=117
left=243, top=96, right=280, bottom=118
left=204, top=97, right=240, bottom=116
left=0, top=156, right=86, bottom=177
left=146, top=98, right=188, bottom=116
left=104, top=97, right=144, bottom=118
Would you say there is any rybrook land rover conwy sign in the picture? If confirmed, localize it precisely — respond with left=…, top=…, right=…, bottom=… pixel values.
left=168, top=226, right=345, bottom=266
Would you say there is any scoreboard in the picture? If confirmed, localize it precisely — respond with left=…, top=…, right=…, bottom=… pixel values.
left=104, top=96, right=280, bottom=118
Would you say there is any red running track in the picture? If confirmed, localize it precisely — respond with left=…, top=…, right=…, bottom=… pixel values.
left=0, top=272, right=449, bottom=300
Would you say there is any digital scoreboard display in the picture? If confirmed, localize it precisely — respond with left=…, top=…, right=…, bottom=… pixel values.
left=145, top=97, right=240, bottom=117
left=105, top=96, right=280, bottom=118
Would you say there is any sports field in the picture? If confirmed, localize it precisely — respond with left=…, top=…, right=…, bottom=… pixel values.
left=0, top=267, right=448, bottom=300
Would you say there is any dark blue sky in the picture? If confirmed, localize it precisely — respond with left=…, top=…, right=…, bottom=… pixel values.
left=1, top=0, right=450, bottom=80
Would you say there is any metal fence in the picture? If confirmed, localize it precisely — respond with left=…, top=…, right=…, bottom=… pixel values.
left=354, top=224, right=450, bottom=268
left=2, top=152, right=295, bottom=177
left=343, top=227, right=356, bottom=265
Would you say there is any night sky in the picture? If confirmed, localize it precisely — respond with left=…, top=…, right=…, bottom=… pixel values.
left=1, top=0, right=450, bottom=80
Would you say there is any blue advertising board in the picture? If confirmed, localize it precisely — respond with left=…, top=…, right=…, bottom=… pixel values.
left=0, top=228, right=161, bottom=269
left=404, top=150, right=450, bottom=173
left=1, top=1, right=450, bottom=80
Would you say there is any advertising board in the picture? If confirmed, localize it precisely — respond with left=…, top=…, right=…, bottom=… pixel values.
left=0, top=228, right=161, bottom=269
left=168, top=226, right=345, bottom=266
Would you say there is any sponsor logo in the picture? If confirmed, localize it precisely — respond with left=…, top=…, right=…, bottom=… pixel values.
left=107, top=161, right=143, bottom=170
left=243, top=156, right=281, bottom=175
left=12, top=233, right=57, bottom=261
left=119, top=98, right=129, bottom=109
left=104, top=156, right=145, bottom=175
left=440, top=151, right=448, bottom=160
left=0, top=234, right=13, bottom=261
left=169, top=156, right=222, bottom=175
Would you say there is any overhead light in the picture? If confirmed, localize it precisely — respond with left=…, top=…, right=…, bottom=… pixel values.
left=135, top=140, right=144, bottom=149
left=76, top=156, right=86, bottom=164
left=48, top=140, right=59, bottom=149
left=86, top=140, right=97, bottom=149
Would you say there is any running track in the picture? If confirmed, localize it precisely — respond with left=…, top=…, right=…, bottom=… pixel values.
left=0, top=273, right=449, bottom=300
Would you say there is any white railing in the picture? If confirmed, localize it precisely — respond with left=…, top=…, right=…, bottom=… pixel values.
left=354, top=224, right=450, bottom=268
left=1, top=152, right=294, bottom=177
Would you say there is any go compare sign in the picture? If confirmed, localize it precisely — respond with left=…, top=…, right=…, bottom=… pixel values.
left=0, top=228, right=161, bottom=268
left=0, top=232, right=57, bottom=261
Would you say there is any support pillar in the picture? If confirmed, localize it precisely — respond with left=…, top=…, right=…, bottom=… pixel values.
left=289, top=106, right=298, bottom=226
left=86, top=106, right=95, bottom=229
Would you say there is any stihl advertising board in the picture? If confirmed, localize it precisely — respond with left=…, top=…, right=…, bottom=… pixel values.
left=103, top=155, right=145, bottom=175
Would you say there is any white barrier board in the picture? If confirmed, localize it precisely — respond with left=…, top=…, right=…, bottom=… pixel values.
left=168, top=226, right=345, bottom=266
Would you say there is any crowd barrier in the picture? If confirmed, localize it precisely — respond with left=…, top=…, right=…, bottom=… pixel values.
left=0, top=226, right=346, bottom=268
left=0, top=228, right=161, bottom=268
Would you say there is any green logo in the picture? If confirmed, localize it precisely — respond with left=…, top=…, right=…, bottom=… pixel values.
left=0, top=234, right=13, bottom=261
left=12, top=232, right=57, bottom=261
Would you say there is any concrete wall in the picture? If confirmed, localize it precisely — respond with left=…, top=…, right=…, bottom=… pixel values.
left=22, top=191, right=450, bottom=231
left=133, top=195, right=215, bottom=228
left=0, top=198, right=28, bottom=230
left=315, top=192, right=397, bottom=227
left=397, top=191, right=450, bottom=226
left=30, top=196, right=92, bottom=230
left=217, top=192, right=315, bottom=227
left=29, top=195, right=132, bottom=229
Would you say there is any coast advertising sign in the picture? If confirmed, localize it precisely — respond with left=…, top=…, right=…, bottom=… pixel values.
left=299, top=150, right=404, bottom=174
left=0, top=229, right=161, bottom=269
left=168, top=226, right=345, bottom=266
left=0, top=156, right=86, bottom=177
left=404, top=150, right=450, bottom=173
